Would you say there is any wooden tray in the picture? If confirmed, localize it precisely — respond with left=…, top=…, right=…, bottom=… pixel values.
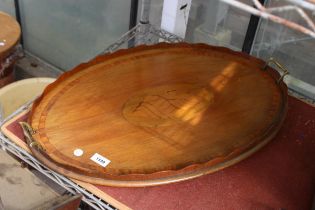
left=23, top=43, right=288, bottom=187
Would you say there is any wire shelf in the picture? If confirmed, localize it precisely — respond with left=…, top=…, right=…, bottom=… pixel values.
left=102, top=23, right=183, bottom=54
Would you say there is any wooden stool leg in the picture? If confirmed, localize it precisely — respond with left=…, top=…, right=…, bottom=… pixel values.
left=0, top=196, right=4, bottom=210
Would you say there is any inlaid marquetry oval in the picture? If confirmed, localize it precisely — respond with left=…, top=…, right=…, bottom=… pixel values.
left=27, top=43, right=288, bottom=187
left=123, top=84, right=214, bottom=127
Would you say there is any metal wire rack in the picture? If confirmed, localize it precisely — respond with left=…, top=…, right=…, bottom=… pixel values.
left=0, top=100, right=117, bottom=210
left=102, top=23, right=183, bottom=54
left=0, top=24, right=182, bottom=210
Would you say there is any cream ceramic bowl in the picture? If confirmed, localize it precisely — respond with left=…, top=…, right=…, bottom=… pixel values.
left=0, top=77, right=55, bottom=120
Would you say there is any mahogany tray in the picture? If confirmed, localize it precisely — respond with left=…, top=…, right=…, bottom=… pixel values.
left=23, top=43, right=288, bottom=187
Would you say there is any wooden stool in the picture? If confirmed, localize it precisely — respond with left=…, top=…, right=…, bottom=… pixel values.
left=0, top=12, right=21, bottom=88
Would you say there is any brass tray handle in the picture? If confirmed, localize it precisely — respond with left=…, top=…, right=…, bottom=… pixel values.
left=263, top=57, right=289, bottom=83
left=19, top=122, right=44, bottom=151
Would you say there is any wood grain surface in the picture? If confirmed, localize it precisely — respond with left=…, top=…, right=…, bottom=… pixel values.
left=0, top=12, right=20, bottom=59
left=27, top=43, right=288, bottom=186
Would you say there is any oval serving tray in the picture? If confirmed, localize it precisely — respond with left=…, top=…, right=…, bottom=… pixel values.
left=24, top=43, right=287, bottom=187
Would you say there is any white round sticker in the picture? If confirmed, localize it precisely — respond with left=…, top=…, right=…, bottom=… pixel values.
left=73, top=149, right=84, bottom=157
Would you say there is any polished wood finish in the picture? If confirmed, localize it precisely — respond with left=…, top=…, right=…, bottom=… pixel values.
left=0, top=12, right=20, bottom=59
left=0, top=12, right=20, bottom=87
left=1, top=111, right=131, bottom=209
left=28, top=43, right=287, bottom=187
